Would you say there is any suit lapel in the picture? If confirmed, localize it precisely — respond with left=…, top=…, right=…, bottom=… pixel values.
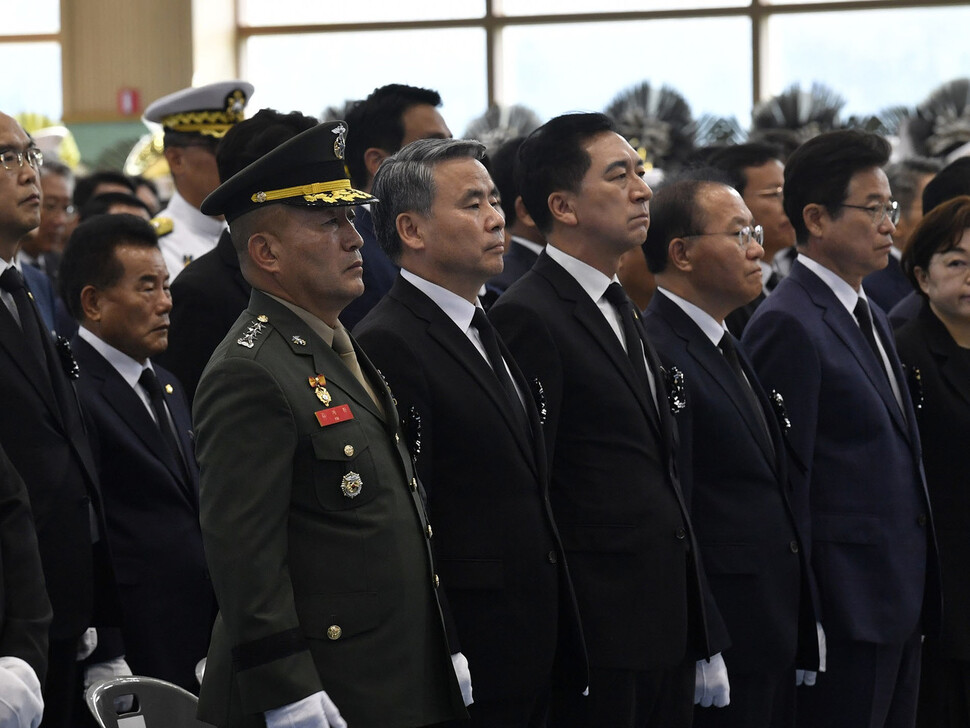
left=0, top=298, right=61, bottom=417
left=393, top=278, right=540, bottom=475
left=794, top=264, right=910, bottom=437
left=536, top=256, right=660, bottom=435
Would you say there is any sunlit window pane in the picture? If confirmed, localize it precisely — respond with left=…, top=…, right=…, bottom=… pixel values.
left=0, top=43, right=62, bottom=118
left=243, top=29, right=487, bottom=137
left=502, top=0, right=746, bottom=14
left=240, top=0, right=485, bottom=26
left=501, top=19, right=751, bottom=126
left=764, top=6, right=970, bottom=117
left=2, top=0, right=59, bottom=34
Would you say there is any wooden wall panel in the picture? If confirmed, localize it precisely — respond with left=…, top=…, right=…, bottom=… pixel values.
left=61, top=0, right=193, bottom=122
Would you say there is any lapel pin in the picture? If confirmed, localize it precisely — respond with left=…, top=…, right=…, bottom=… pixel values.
left=292, top=335, right=307, bottom=346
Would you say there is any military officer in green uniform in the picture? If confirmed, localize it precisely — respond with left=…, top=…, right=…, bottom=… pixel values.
left=193, top=119, right=470, bottom=728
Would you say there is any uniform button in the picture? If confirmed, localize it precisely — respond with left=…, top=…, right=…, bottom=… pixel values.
left=789, top=541, right=799, bottom=554
left=917, top=513, right=927, bottom=527
left=433, top=574, right=440, bottom=588
left=395, top=433, right=400, bottom=443
left=343, top=444, right=355, bottom=457
left=547, top=550, right=558, bottom=564
left=410, top=477, right=418, bottom=493
left=327, top=625, right=342, bottom=641
left=675, top=527, right=687, bottom=540
left=426, top=524, right=433, bottom=538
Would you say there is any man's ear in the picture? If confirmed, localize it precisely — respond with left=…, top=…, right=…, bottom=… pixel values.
left=248, top=231, right=281, bottom=274
left=396, top=211, right=426, bottom=254
left=803, top=204, right=826, bottom=239
left=79, top=285, right=102, bottom=323
left=548, top=191, right=577, bottom=227
left=668, top=237, right=693, bottom=272
left=515, top=197, right=539, bottom=231
left=364, top=147, right=389, bottom=183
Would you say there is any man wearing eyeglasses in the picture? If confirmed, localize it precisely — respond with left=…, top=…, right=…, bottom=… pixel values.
left=0, top=110, right=124, bottom=728
left=144, top=80, right=253, bottom=281
left=742, top=130, right=939, bottom=728
left=641, top=176, right=820, bottom=728
left=708, top=143, right=797, bottom=336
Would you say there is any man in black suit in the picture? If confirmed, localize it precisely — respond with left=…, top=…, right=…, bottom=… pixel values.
left=742, top=130, right=939, bottom=728
left=489, top=112, right=721, bottom=728
left=157, top=109, right=318, bottom=403
left=341, top=84, right=452, bottom=330
left=482, top=136, right=544, bottom=308
left=355, top=138, right=586, bottom=726
left=0, top=110, right=123, bottom=727
left=642, top=177, right=820, bottom=727
left=0, top=442, right=52, bottom=728
left=60, top=213, right=215, bottom=692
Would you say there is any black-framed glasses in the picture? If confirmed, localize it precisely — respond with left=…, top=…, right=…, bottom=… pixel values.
left=839, top=200, right=900, bottom=227
left=0, top=147, right=43, bottom=172
left=683, top=224, right=764, bottom=249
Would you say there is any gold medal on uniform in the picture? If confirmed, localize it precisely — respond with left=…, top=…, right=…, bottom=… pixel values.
left=308, top=374, right=331, bottom=406
left=340, top=471, right=362, bottom=498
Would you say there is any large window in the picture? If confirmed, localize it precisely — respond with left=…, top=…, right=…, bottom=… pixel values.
left=0, top=0, right=62, bottom=119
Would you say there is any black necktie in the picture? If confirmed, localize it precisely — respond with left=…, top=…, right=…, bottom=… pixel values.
left=139, top=368, right=188, bottom=479
left=603, top=282, right=651, bottom=388
left=471, top=308, right=530, bottom=434
left=718, top=333, right=772, bottom=446
left=0, top=267, right=51, bottom=380
left=765, top=271, right=781, bottom=293
left=853, top=298, right=892, bottom=385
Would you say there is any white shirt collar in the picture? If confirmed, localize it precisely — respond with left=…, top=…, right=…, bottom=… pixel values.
left=545, top=244, right=618, bottom=304
left=78, top=326, right=151, bottom=389
left=401, top=269, right=479, bottom=333
left=510, top=235, right=544, bottom=257
left=889, top=245, right=902, bottom=262
left=656, top=287, right=728, bottom=347
left=797, top=253, right=869, bottom=315
left=166, top=190, right=227, bottom=237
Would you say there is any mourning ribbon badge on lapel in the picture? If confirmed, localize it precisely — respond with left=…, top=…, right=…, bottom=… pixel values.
left=769, top=389, right=791, bottom=433
left=905, top=364, right=923, bottom=412
left=661, top=366, right=687, bottom=415
left=56, top=336, right=80, bottom=380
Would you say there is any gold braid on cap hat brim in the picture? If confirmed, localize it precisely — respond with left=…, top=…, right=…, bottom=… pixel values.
left=251, top=179, right=373, bottom=205
left=161, top=110, right=245, bottom=138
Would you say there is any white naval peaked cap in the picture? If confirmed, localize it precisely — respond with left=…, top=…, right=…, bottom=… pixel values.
left=144, top=80, right=255, bottom=139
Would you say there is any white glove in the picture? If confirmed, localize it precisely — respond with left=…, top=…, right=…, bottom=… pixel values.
left=83, top=657, right=134, bottom=713
left=796, top=622, right=827, bottom=687
left=451, top=651, right=474, bottom=706
left=695, top=653, right=730, bottom=708
left=264, top=691, right=346, bottom=728
left=0, top=657, right=44, bottom=728
left=76, top=627, right=98, bottom=661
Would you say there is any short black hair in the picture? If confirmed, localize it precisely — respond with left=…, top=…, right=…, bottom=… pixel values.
left=344, top=84, right=443, bottom=189
left=489, top=136, right=526, bottom=228
left=707, top=142, right=784, bottom=195
left=516, top=112, right=616, bottom=235
left=783, top=130, right=891, bottom=245
left=642, top=173, right=730, bottom=274
left=73, top=170, right=136, bottom=209
left=60, top=214, right=159, bottom=321
left=79, top=192, right=151, bottom=222
left=922, top=157, right=970, bottom=214
left=216, top=108, right=319, bottom=183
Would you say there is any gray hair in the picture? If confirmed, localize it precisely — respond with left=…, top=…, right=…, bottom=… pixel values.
left=371, top=138, right=486, bottom=262
left=885, top=157, right=943, bottom=215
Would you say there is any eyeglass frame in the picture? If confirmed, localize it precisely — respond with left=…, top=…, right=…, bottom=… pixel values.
left=838, top=199, right=900, bottom=227
left=682, top=224, right=764, bottom=249
left=0, top=147, right=44, bottom=172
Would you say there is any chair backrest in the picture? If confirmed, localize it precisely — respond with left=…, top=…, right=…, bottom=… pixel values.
left=85, top=675, right=213, bottom=728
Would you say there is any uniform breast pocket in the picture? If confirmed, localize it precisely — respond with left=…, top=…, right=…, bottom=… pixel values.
left=310, top=422, right=381, bottom=510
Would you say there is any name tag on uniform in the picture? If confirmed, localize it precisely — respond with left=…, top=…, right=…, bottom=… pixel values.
left=316, top=404, right=354, bottom=428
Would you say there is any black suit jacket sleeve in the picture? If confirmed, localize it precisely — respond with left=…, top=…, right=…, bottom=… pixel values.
left=0, top=444, right=52, bottom=683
